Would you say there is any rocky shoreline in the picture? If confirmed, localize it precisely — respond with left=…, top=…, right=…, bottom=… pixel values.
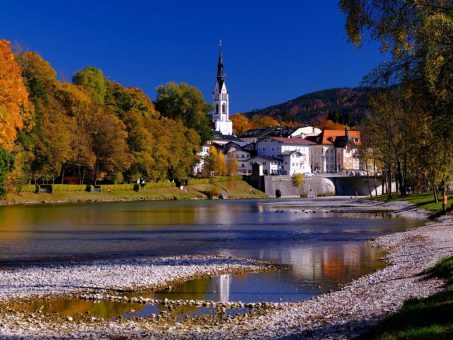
left=0, top=201, right=451, bottom=338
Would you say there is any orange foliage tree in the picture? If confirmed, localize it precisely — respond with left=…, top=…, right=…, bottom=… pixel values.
left=318, top=119, right=347, bottom=130
left=0, top=40, right=31, bottom=149
left=231, top=113, right=253, bottom=135
left=252, top=115, right=279, bottom=128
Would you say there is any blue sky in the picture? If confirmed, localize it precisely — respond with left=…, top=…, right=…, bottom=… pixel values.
left=1, top=0, right=385, bottom=113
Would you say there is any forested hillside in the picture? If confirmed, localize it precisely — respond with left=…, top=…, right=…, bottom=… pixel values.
left=245, top=87, right=376, bottom=126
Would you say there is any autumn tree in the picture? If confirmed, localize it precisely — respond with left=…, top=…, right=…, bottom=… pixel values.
left=226, top=154, right=239, bottom=176
left=252, top=115, right=279, bottom=128
left=231, top=113, right=253, bottom=135
left=156, top=82, right=212, bottom=145
left=0, top=40, right=32, bottom=150
left=14, top=51, right=75, bottom=183
left=213, top=147, right=227, bottom=176
left=340, top=0, right=453, bottom=194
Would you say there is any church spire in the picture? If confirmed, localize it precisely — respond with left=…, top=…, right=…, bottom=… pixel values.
left=211, top=41, right=232, bottom=136
left=217, top=41, right=225, bottom=87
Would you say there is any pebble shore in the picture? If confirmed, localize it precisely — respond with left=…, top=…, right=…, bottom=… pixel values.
left=0, top=201, right=452, bottom=339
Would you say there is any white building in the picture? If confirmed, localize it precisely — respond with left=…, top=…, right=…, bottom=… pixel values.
left=193, top=144, right=210, bottom=175
left=237, top=156, right=281, bottom=175
left=210, top=43, right=233, bottom=136
left=256, top=137, right=314, bottom=174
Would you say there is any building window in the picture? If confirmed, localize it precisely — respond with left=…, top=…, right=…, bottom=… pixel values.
left=222, top=103, right=226, bottom=114
left=216, top=104, right=219, bottom=114
left=263, top=162, right=266, bottom=165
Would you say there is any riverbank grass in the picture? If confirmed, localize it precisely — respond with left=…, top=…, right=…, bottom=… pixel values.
left=369, top=192, right=452, bottom=214
left=4, top=180, right=265, bottom=204
left=360, top=255, right=453, bottom=339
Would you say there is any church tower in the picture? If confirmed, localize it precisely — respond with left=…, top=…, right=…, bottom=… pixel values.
left=211, top=42, right=233, bottom=136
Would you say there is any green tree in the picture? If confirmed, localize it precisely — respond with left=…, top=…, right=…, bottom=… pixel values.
left=0, top=147, right=14, bottom=197
left=72, top=66, right=107, bottom=105
left=156, top=82, right=212, bottom=145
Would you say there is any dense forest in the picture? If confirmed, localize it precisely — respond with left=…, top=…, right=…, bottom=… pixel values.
left=0, top=40, right=213, bottom=196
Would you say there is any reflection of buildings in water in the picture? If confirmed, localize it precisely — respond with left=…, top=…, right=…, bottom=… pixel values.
left=261, top=243, right=377, bottom=284
left=286, top=247, right=323, bottom=280
left=214, top=274, right=230, bottom=302
left=195, top=204, right=235, bottom=226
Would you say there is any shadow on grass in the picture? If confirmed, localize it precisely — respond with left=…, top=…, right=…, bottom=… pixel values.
left=357, top=256, right=453, bottom=339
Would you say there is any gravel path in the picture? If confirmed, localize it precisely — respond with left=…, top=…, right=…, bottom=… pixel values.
left=0, top=201, right=451, bottom=339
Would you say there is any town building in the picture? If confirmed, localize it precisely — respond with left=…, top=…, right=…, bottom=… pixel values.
left=256, top=137, right=314, bottom=175
left=307, top=129, right=361, bottom=173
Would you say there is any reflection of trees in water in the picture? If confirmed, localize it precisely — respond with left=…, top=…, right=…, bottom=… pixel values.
left=10, top=298, right=143, bottom=319
left=154, top=276, right=212, bottom=316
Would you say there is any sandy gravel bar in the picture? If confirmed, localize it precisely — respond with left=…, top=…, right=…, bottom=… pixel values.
left=0, top=256, right=274, bottom=301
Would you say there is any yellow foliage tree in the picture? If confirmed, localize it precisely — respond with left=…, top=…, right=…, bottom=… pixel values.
left=0, top=40, right=32, bottom=149
left=226, top=154, right=239, bottom=176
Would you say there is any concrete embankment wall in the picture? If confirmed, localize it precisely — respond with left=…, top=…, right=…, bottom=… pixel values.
left=263, top=176, right=335, bottom=198
left=253, top=175, right=390, bottom=198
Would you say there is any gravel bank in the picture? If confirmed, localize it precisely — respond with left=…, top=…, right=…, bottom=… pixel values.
left=0, top=256, right=275, bottom=301
left=0, top=201, right=451, bottom=339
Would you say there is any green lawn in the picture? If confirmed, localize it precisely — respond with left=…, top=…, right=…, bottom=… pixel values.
left=4, top=180, right=266, bottom=204
left=369, top=192, right=453, bottom=215
left=359, top=256, right=453, bottom=339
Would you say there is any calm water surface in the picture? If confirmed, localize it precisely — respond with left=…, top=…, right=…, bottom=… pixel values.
left=0, top=199, right=423, bottom=304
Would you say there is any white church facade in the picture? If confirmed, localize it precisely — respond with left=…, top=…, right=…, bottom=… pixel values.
left=210, top=43, right=233, bottom=136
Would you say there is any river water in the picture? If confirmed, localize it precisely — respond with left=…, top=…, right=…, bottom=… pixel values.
left=0, top=198, right=422, bottom=304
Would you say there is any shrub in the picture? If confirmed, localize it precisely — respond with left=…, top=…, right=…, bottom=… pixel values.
left=16, top=184, right=37, bottom=193
left=292, top=173, right=304, bottom=188
left=99, top=184, right=134, bottom=191
left=187, top=176, right=242, bottom=185
left=52, top=184, right=86, bottom=192
left=210, top=186, right=222, bottom=198
left=143, top=182, right=175, bottom=189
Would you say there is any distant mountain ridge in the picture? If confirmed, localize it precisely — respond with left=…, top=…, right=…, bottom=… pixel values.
left=245, top=87, right=376, bottom=125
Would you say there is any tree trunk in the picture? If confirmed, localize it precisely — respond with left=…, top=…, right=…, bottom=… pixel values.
left=81, top=167, right=86, bottom=185
left=366, top=162, right=372, bottom=197
left=434, top=184, right=439, bottom=203
left=61, top=167, right=66, bottom=184
left=387, top=166, right=392, bottom=199
left=373, top=155, right=378, bottom=196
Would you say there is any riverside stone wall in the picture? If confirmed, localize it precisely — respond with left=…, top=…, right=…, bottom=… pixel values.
left=260, top=175, right=389, bottom=198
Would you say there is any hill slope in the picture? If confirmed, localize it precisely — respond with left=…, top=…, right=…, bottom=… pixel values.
left=245, top=87, right=376, bottom=125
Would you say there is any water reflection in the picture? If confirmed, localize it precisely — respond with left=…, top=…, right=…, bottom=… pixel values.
left=0, top=199, right=421, bottom=297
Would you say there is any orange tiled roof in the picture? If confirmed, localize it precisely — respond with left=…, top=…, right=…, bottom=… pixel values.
left=321, top=130, right=360, bottom=145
